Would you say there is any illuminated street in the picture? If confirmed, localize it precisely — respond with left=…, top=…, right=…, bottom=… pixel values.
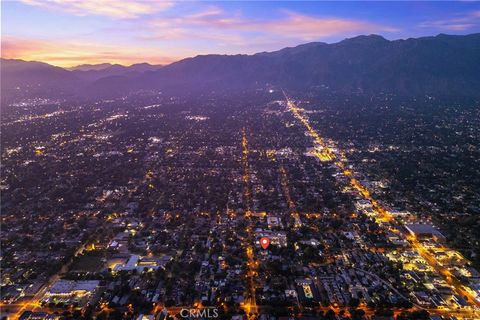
left=283, top=91, right=480, bottom=318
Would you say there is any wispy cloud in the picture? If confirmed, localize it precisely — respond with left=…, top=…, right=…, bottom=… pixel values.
left=419, top=9, right=480, bottom=31
left=19, top=0, right=173, bottom=19
left=255, top=10, right=399, bottom=40
left=148, top=7, right=398, bottom=43
left=1, top=36, right=179, bottom=67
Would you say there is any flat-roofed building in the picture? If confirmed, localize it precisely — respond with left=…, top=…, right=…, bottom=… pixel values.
left=113, top=255, right=172, bottom=272
left=46, top=280, right=99, bottom=297
left=405, top=224, right=446, bottom=242
left=42, top=280, right=100, bottom=307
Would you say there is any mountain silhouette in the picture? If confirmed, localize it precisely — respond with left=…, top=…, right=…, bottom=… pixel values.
left=2, top=33, right=480, bottom=102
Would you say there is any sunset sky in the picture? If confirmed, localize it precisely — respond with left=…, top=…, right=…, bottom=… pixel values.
left=2, top=1, right=480, bottom=68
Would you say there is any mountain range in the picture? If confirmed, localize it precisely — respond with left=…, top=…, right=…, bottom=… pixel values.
left=2, top=33, right=480, bottom=103
left=67, top=63, right=163, bottom=82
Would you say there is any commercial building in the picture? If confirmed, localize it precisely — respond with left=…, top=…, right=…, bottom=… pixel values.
left=405, top=224, right=446, bottom=242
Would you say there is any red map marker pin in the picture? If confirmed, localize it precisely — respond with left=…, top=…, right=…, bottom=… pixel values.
left=260, top=237, right=270, bottom=249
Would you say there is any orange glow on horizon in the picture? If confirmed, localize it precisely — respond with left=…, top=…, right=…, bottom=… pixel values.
left=1, top=36, right=181, bottom=68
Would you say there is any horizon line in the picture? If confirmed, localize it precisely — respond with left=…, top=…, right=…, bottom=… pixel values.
left=2, top=32, right=476, bottom=69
